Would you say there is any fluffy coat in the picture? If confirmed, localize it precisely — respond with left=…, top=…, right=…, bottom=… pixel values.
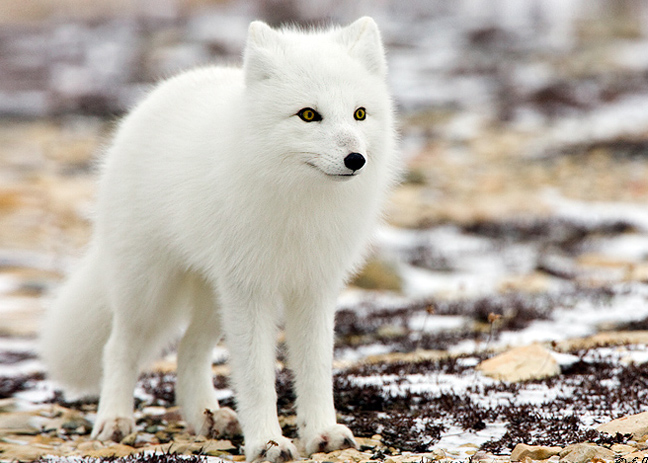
left=40, top=17, right=399, bottom=462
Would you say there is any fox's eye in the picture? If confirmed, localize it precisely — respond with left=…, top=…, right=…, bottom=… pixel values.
left=297, top=108, right=322, bottom=122
left=354, top=107, right=367, bottom=121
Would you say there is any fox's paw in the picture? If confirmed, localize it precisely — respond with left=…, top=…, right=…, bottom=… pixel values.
left=247, top=436, right=298, bottom=463
left=303, top=424, right=357, bottom=456
left=91, top=416, right=135, bottom=442
left=200, top=407, right=242, bottom=438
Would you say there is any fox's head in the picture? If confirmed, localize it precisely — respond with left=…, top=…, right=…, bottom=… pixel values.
left=241, top=17, right=394, bottom=183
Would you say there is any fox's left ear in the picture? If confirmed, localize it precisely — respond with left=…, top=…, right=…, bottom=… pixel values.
left=337, top=17, right=387, bottom=78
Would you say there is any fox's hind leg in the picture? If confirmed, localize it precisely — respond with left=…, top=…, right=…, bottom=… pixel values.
left=92, top=261, right=185, bottom=442
left=176, top=276, right=241, bottom=438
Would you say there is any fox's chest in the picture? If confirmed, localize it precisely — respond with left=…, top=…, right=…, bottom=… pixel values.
left=223, top=196, right=366, bottom=280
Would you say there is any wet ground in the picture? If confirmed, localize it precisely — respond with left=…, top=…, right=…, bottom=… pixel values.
left=2, top=1, right=648, bottom=462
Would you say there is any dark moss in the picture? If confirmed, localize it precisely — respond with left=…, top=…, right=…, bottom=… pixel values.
left=462, top=217, right=634, bottom=254
left=0, top=372, right=43, bottom=399
left=0, top=350, right=37, bottom=364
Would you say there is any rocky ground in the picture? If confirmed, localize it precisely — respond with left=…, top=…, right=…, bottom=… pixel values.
left=3, top=1, right=648, bottom=462
left=3, top=119, right=648, bottom=463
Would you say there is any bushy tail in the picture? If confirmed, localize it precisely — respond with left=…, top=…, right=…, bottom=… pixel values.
left=40, top=249, right=112, bottom=396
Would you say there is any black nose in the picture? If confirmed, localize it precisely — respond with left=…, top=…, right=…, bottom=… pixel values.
left=344, top=152, right=366, bottom=172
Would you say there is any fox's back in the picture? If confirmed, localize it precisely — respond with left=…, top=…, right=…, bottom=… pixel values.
left=94, top=66, right=245, bottom=251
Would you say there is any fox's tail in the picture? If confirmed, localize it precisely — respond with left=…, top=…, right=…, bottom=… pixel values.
left=40, top=248, right=112, bottom=396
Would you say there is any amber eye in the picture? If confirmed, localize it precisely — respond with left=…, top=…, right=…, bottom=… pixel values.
left=297, top=108, right=322, bottom=122
left=354, top=107, right=366, bottom=121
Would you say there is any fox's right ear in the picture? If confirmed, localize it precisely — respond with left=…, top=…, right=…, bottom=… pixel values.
left=244, top=21, right=281, bottom=84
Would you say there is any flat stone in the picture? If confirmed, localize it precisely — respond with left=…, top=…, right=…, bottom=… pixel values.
left=559, top=442, right=615, bottom=463
left=472, top=452, right=511, bottom=463
left=0, top=398, right=17, bottom=412
left=0, top=411, right=42, bottom=434
left=611, top=443, right=638, bottom=455
left=309, top=448, right=370, bottom=462
left=477, top=343, right=560, bottom=382
left=78, top=443, right=138, bottom=458
left=0, top=442, right=60, bottom=461
left=356, top=436, right=382, bottom=451
left=75, top=440, right=105, bottom=451
left=557, top=331, right=648, bottom=351
left=597, top=411, right=648, bottom=440
left=510, top=443, right=562, bottom=461
left=204, top=439, right=237, bottom=453
left=621, top=450, right=648, bottom=461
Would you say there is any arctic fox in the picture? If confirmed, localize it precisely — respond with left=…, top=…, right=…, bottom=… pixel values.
left=40, top=17, right=399, bottom=462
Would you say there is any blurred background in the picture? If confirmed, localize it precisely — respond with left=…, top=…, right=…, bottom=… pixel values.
left=1, top=0, right=648, bottom=335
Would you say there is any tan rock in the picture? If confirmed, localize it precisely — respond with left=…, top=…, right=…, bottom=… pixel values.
left=498, top=272, right=552, bottom=294
left=559, top=443, right=615, bottom=463
left=391, top=456, right=432, bottom=463
left=557, top=331, right=648, bottom=351
left=622, top=450, right=648, bottom=461
left=597, top=411, right=648, bottom=440
left=0, top=411, right=42, bottom=434
left=0, top=443, right=60, bottom=461
left=356, top=436, right=382, bottom=450
left=350, top=257, right=402, bottom=292
left=79, top=443, right=138, bottom=458
left=76, top=440, right=105, bottom=452
left=309, top=447, right=370, bottom=462
left=0, top=398, right=17, bottom=412
left=149, top=438, right=235, bottom=456
left=477, top=343, right=560, bottom=382
left=510, top=443, right=562, bottom=461
left=611, top=443, right=638, bottom=455
left=626, top=262, right=648, bottom=282
left=204, top=439, right=237, bottom=453
left=120, top=431, right=139, bottom=446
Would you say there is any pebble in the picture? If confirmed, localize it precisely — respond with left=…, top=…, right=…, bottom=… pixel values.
left=356, top=436, right=381, bottom=451
left=510, top=443, right=562, bottom=461
left=611, top=443, right=638, bottom=455
left=120, top=431, right=139, bottom=446
left=559, top=442, right=615, bottom=463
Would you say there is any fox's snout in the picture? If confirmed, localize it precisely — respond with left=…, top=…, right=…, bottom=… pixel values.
left=344, top=152, right=365, bottom=172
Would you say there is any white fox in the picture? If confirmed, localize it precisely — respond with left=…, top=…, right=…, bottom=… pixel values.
left=40, top=17, right=399, bottom=462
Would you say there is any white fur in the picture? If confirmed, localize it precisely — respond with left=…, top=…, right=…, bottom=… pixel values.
left=40, top=17, right=399, bottom=462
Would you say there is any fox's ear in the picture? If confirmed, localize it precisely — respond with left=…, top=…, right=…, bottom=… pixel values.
left=337, top=17, right=387, bottom=77
left=244, top=21, right=281, bottom=84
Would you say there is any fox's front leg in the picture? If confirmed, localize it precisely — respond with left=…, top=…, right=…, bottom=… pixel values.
left=220, top=290, right=298, bottom=462
left=285, top=293, right=357, bottom=456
